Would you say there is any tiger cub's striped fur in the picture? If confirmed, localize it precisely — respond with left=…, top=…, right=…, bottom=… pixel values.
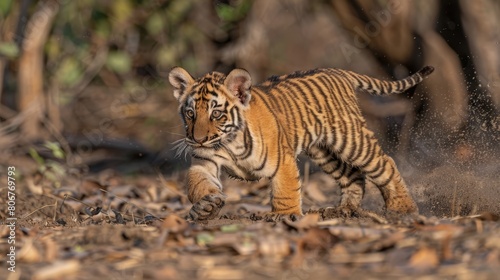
left=169, top=66, right=434, bottom=220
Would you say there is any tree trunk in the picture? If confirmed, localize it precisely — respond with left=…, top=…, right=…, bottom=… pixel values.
left=18, top=1, right=59, bottom=140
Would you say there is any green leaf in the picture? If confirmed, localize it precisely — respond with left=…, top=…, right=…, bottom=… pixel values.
left=106, top=51, right=132, bottom=74
left=215, top=0, right=251, bottom=23
left=112, top=0, right=133, bottom=27
left=44, top=141, right=65, bottom=159
left=196, top=232, right=214, bottom=246
left=46, top=161, right=66, bottom=177
left=45, top=37, right=60, bottom=60
left=29, top=148, right=45, bottom=166
left=56, top=58, right=83, bottom=87
left=0, top=0, right=12, bottom=17
left=0, top=42, right=19, bottom=58
left=220, top=224, right=241, bottom=233
left=95, top=20, right=111, bottom=39
left=146, top=12, right=165, bottom=35
left=156, top=46, right=176, bottom=67
left=166, top=0, right=193, bottom=24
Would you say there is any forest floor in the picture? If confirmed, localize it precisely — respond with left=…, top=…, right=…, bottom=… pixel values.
left=1, top=161, right=500, bottom=280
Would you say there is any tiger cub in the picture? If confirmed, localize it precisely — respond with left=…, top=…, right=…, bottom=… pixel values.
left=169, top=66, right=434, bottom=221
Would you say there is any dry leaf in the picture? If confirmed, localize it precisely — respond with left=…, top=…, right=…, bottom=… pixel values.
left=17, top=238, right=42, bottom=263
left=409, top=246, right=439, bottom=270
left=284, top=213, right=319, bottom=230
left=80, top=179, right=105, bottom=196
left=199, top=266, right=245, bottom=280
left=414, top=223, right=464, bottom=239
left=328, top=226, right=387, bottom=241
left=290, top=227, right=336, bottom=267
left=152, top=265, right=179, bottom=280
left=485, top=236, right=500, bottom=250
left=259, top=234, right=290, bottom=257
left=161, top=214, right=188, bottom=233
left=477, top=212, right=499, bottom=221
left=304, top=181, right=327, bottom=202
left=32, top=260, right=80, bottom=280
left=42, top=235, right=58, bottom=262
left=486, top=250, right=500, bottom=266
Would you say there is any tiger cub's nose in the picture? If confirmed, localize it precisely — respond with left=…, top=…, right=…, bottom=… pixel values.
left=194, top=135, right=208, bottom=144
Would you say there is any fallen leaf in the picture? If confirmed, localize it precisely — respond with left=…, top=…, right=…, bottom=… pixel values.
left=328, top=226, right=388, bottom=241
left=199, top=266, right=245, bottom=280
left=259, top=234, right=290, bottom=258
left=162, top=214, right=188, bottom=233
left=304, top=181, right=327, bottom=202
left=152, top=265, right=179, bottom=280
left=477, top=212, right=499, bottom=222
left=415, top=223, right=464, bottom=239
left=32, top=260, right=80, bottom=280
left=42, top=235, right=58, bottom=262
left=18, top=238, right=42, bottom=263
left=408, top=246, right=439, bottom=271
left=284, top=213, right=319, bottom=230
left=290, top=227, right=336, bottom=267
left=79, top=179, right=105, bottom=196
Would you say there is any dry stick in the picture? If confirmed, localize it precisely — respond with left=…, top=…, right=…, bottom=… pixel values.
left=449, top=214, right=483, bottom=221
left=21, top=202, right=57, bottom=219
left=52, top=199, right=58, bottom=221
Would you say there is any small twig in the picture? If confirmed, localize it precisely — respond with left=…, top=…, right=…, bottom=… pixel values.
left=52, top=199, right=58, bottom=221
left=449, top=214, right=483, bottom=221
left=21, top=204, right=57, bottom=219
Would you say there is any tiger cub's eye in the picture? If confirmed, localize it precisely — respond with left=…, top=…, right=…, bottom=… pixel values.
left=211, top=110, right=222, bottom=119
left=185, top=109, right=195, bottom=119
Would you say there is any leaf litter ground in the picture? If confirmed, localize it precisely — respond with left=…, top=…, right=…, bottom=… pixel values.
left=1, top=168, right=500, bottom=280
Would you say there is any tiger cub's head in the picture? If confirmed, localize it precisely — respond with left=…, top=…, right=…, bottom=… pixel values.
left=168, top=67, right=252, bottom=149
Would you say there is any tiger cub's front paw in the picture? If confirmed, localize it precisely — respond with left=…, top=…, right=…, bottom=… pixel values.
left=188, top=194, right=225, bottom=221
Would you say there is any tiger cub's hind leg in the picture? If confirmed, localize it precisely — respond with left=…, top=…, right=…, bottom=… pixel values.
left=342, top=127, right=418, bottom=215
left=307, top=146, right=365, bottom=216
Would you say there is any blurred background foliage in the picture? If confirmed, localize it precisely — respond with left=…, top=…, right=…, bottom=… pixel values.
left=0, top=0, right=499, bottom=176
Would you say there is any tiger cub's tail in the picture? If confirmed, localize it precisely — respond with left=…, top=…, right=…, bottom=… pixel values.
left=342, top=66, right=434, bottom=96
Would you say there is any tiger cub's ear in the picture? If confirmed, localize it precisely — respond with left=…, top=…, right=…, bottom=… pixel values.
left=225, top=69, right=252, bottom=107
left=169, top=67, right=194, bottom=101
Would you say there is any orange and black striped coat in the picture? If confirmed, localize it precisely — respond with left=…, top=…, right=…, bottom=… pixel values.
left=169, top=66, right=434, bottom=220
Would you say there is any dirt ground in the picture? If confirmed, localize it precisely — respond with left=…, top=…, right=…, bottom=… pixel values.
left=1, top=161, right=500, bottom=280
